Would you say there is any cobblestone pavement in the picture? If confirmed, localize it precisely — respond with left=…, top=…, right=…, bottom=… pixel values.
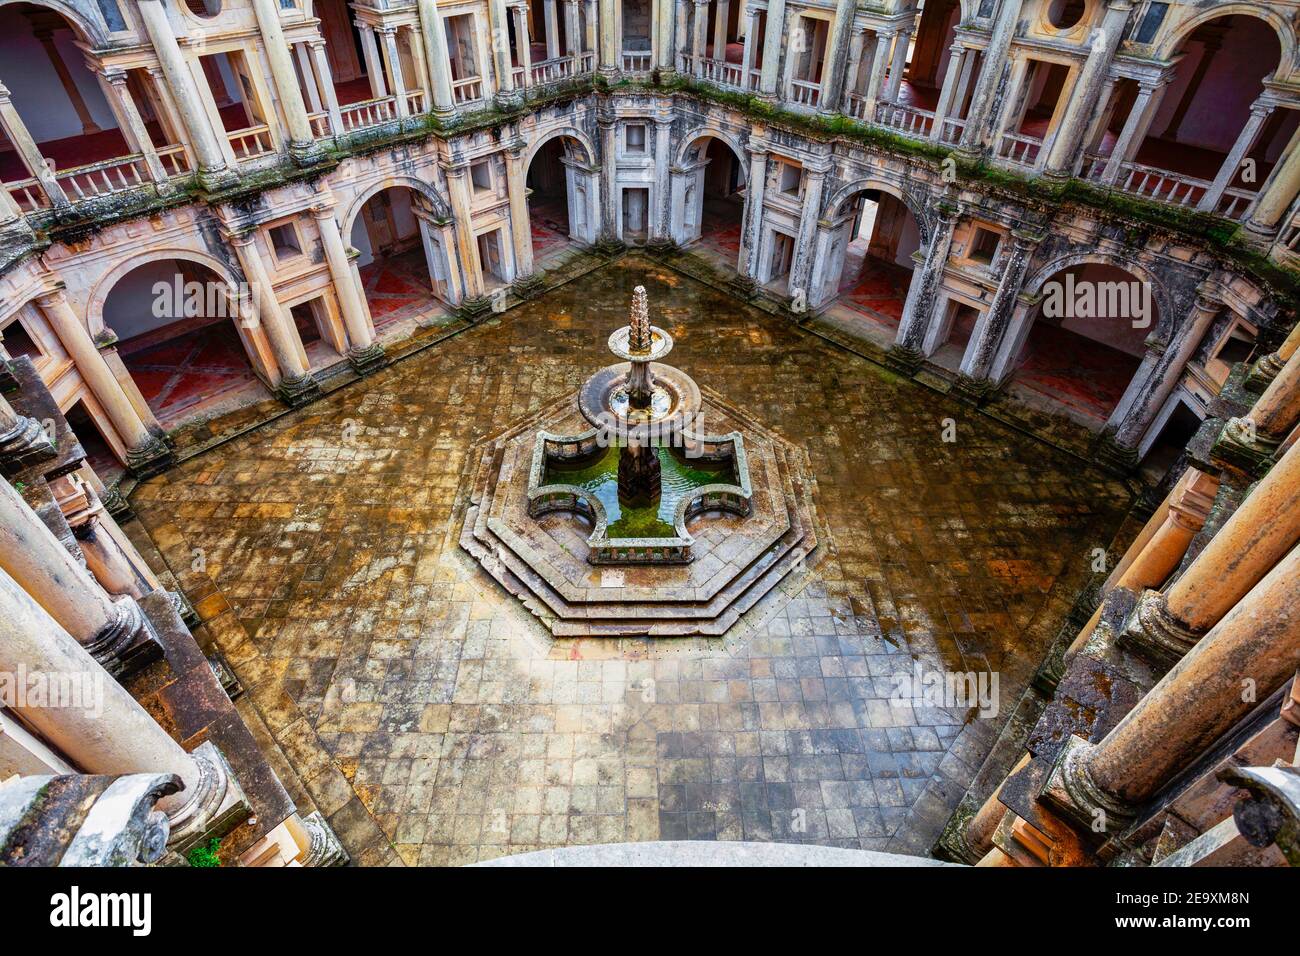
left=133, top=256, right=1131, bottom=864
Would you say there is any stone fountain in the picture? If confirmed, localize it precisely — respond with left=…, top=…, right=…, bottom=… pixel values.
left=459, top=279, right=822, bottom=637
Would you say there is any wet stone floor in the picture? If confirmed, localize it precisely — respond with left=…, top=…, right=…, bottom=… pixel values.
left=132, top=256, right=1132, bottom=864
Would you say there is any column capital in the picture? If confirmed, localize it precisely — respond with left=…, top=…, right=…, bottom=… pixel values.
left=309, top=201, right=339, bottom=220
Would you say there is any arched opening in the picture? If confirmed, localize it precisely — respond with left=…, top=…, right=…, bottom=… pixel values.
left=676, top=134, right=746, bottom=270
left=0, top=3, right=183, bottom=199
left=1001, top=263, right=1154, bottom=427
left=350, top=185, right=452, bottom=330
left=814, top=188, right=921, bottom=343
left=1089, top=15, right=1294, bottom=209
left=525, top=134, right=595, bottom=265
left=100, top=258, right=271, bottom=428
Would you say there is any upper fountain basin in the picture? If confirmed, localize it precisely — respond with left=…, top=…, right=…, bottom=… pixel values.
left=608, top=325, right=674, bottom=363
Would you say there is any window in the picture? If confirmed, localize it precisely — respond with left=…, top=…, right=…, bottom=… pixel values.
left=1, top=318, right=42, bottom=360
left=268, top=223, right=302, bottom=260
left=625, top=124, right=647, bottom=154
left=968, top=227, right=1001, bottom=265
left=471, top=160, right=493, bottom=194
left=778, top=162, right=802, bottom=197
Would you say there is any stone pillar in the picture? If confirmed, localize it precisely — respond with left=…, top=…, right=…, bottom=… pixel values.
left=651, top=114, right=674, bottom=243
left=57, top=472, right=160, bottom=601
left=1053, top=541, right=1300, bottom=823
left=585, top=0, right=599, bottom=66
left=250, top=0, right=318, bottom=163
left=691, top=0, right=709, bottom=77
left=564, top=0, right=581, bottom=59
left=957, top=0, right=1022, bottom=155
left=757, top=0, right=786, bottom=98
left=379, top=27, right=410, bottom=117
left=1245, top=126, right=1300, bottom=237
left=418, top=0, right=457, bottom=117
left=929, top=41, right=966, bottom=142
left=0, top=80, right=68, bottom=207
left=816, top=0, right=857, bottom=115
left=657, top=0, right=676, bottom=73
left=0, top=392, right=55, bottom=477
left=599, top=0, right=619, bottom=76
left=102, top=70, right=168, bottom=183
left=890, top=206, right=958, bottom=369
left=957, top=231, right=1039, bottom=394
left=0, top=564, right=240, bottom=843
left=0, top=476, right=156, bottom=670
left=444, top=164, right=486, bottom=299
left=859, top=31, right=893, bottom=121
left=309, top=41, right=345, bottom=135
left=1108, top=290, right=1221, bottom=456
left=35, top=291, right=169, bottom=475
left=503, top=140, right=536, bottom=283
left=544, top=0, right=561, bottom=60
left=738, top=142, right=769, bottom=282
left=598, top=112, right=619, bottom=241
left=135, top=0, right=233, bottom=188
left=1122, top=438, right=1300, bottom=664
left=359, top=27, right=387, bottom=98
left=487, top=0, right=518, bottom=104
left=1042, top=0, right=1133, bottom=178
left=1100, top=80, right=1161, bottom=184
left=882, top=27, right=911, bottom=103
left=513, top=4, right=533, bottom=89
left=1248, top=320, right=1300, bottom=391
left=843, top=29, right=867, bottom=99
left=1198, top=100, right=1272, bottom=213
left=228, top=232, right=320, bottom=406
left=1217, top=344, right=1300, bottom=467
left=788, top=161, right=828, bottom=299
left=312, top=204, right=385, bottom=374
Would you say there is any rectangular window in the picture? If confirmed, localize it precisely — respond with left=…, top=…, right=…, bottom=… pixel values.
left=778, top=162, right=802, bottom=197
left=471, top=160, right=493, bottom=193
left=268, top=223, right=303, bottom=260
left=625, top=124, right=647, bottom=154
left=969, top=227, right=1001, bottom=264
left=1, top=318, right=42, bottom=360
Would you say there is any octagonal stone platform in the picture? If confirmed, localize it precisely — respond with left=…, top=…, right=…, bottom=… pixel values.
left=458, top=385, right=822, bottom=638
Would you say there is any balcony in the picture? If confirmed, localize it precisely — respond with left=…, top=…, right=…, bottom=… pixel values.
left=452, top=76, right=485, bottom=106
left=1080, top=156, right=1258, bottom=222
left=3, top=144, right=193, bottom=215
left=622, top=50, right=653, bottom=74
left=693, top=56, right=756, bottom=92
left=788, top=79, right=820, bottom=109
left=997, top=131, right=1043, bottom=169
left=227, top=125, right=275, bottom=162
left=876, top=101, right=935, bottom=140
left=530, top=56, right=576, bottom=85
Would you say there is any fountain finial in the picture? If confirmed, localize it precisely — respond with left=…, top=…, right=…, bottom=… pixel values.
left=629, top=285, right=651, bottom=354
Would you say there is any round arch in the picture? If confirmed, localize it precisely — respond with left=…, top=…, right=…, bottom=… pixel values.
left=1022, top=252, right=1171, bottom=339
left=674, top=127, right=748, bottom=169
left=823, top=178, right=932, bottom=246
left=523, top=126, right=596, bottom=171
left=87, top=248, right=243, bottom=338
left=340, top=175, right=451, bottom=242
left=0, top=0, right=106, bottom=45
left=1154, top=6, right=1294, bottom=72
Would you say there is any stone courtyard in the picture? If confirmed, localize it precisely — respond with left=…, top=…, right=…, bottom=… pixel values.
left=128, top=256, right=1132, bottom=865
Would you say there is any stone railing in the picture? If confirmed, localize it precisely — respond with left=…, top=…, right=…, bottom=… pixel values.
left=996, top=130, right=1042, bottom=168
left=1080, top=155, right=1258, bottom=222
left=526, top=427, right=752, bottom=566
left=530, top=56, right=575, bottom=85
left=2, top=175, right=49, bottom=212
left=788, top=78, right=821, bottom=108
left=622, top=50, right=653, bottom=74
left=452, top=76, right=484, bottom=105
left=695, top=56, right=753, bottom=91
left=876, top=101, right=935, bottom=139
left=227, top=124, right=275, bottom=161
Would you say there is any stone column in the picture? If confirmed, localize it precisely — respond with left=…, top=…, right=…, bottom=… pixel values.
left=1215, top=343, right=1300, bottom=470
left=564, top=0, right=580, bottom=59
left=657, top=0, right=676, bottom=73
left=543, top=0, right=561, bottom=60
left=250, top=0, right=318, bottom=162
left=738, top=142, right=769, bottom=282
left=1122, top=437, right=1300, bottom=664
left=929, top=41, right=966, bottom=142
left=598, top=112, right=619, bottom=241
left=757, top=0, right=786, bottom=98
left=35, top=291, right=169, bottom=475
left=891, top=206, right=958, bottom=368
left=1042, top=0, right=1132, bottom=178
left=229, top=231, right=320, bottom=405
left=102, top=70, right=168, bottom=183
left=859, top=31, right=893, bottom=121
left=691, top=0, right=709, bottom=77
left=1245, top=125, right=1300, bottom=237
left=585, top=0, right=599, bottom=65
left=312, top=204, right=385, bottom=374
left=487, top=0, right=518, bottom=104
left=379, top=27, right=411, bottom=117
left=56, top=472, right=160, bottom=602
left=816, top=0, right=857, bottom=115
left=1100, top=80, right=1161, bottom=183
left=882, top=27, right=911, bottom=103
left=0, top=476, right=155, bottom=669
left=788, top=161, right=828, bottom=299
left=513, top=4, right=533, bottom=89
left=417, top=0, right=456, bottom=117
left=135, top=0, right=233, bottom=188
left=309, top=41, right=345, bottom=134
left=0, top=391, right=55, bottom=477
left=1053, top=540, right=1300, bottom=821
left=652, top=113, right=673, bottom=243
left=1198, top=100, right=1272, bottom=213
left=0, top=563, right=239, bottom=843
left=843, top=29, right=867, bottom=99
left=957, top=0, right=1022, bottom=155
left=0, top=80, right=68, bottom=207
left=1248, top=319, right=1300, bottom=391
left=503, top=140, right=535, bottom=283
left=359, top=27, right=387, bottom=98
left=444, top=164, right=486, bottom=299
left=1108, top=290, right=1221, bottom=455
left=599, top=0, right=619, bottom=76
left=957, top=231, right=1039, bottom=393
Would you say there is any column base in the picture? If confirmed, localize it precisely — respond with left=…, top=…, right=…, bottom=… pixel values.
left=1091, top=433, right=1139, bottom=476
left=0, top=359, right=20, bottom=393
left=275, top=373, right=323, bottom=408
left=1040, top=734, right=1137, bottom=836
left=432, top=105, right=459, bottom=125
left=950, top=373, right=996, bottom=406
left=0, top=412, right=57, bottom=478
left=592, top=234, right=627, bottom=256
left=85, top=595, right=165, bottom=679
left=884, top=345, right=924, bottom=376
left=495, top=90, right=524, bottom=110
left=511, top=271, right=547, bottom=299
left=289, top=139, right=327, bottom=167
left=1116, top=588, right=1202, bottom=669
left=456, top=295, right=495, bottom=323
left=195, top=165, right=240, bottom=192
left=100, top=481, right=134, bottom=522
left=347, top=343, right=387, bottom=376
left=1209, top=416, right=1281, bottom=477
left=126, top=434, right=175, bottom=479
left=646, top=236, right=677, bottom=256
left=728, top=273, right=759, bottom=300
left=166, top=741, right=250, bottom=854
left=300, top=810, right=350, bottom=866
left=1243, top=352, right=1285, bottom=394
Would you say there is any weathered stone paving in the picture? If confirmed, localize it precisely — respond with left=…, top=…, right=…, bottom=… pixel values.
left=132, top=256, right=1131, bottom=864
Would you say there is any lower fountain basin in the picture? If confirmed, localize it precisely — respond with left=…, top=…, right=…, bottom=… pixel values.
left=578, top=362, right=702, bottom=442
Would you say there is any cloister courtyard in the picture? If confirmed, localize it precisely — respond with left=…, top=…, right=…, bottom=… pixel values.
left=121, top=256, right=1131, bottom=864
